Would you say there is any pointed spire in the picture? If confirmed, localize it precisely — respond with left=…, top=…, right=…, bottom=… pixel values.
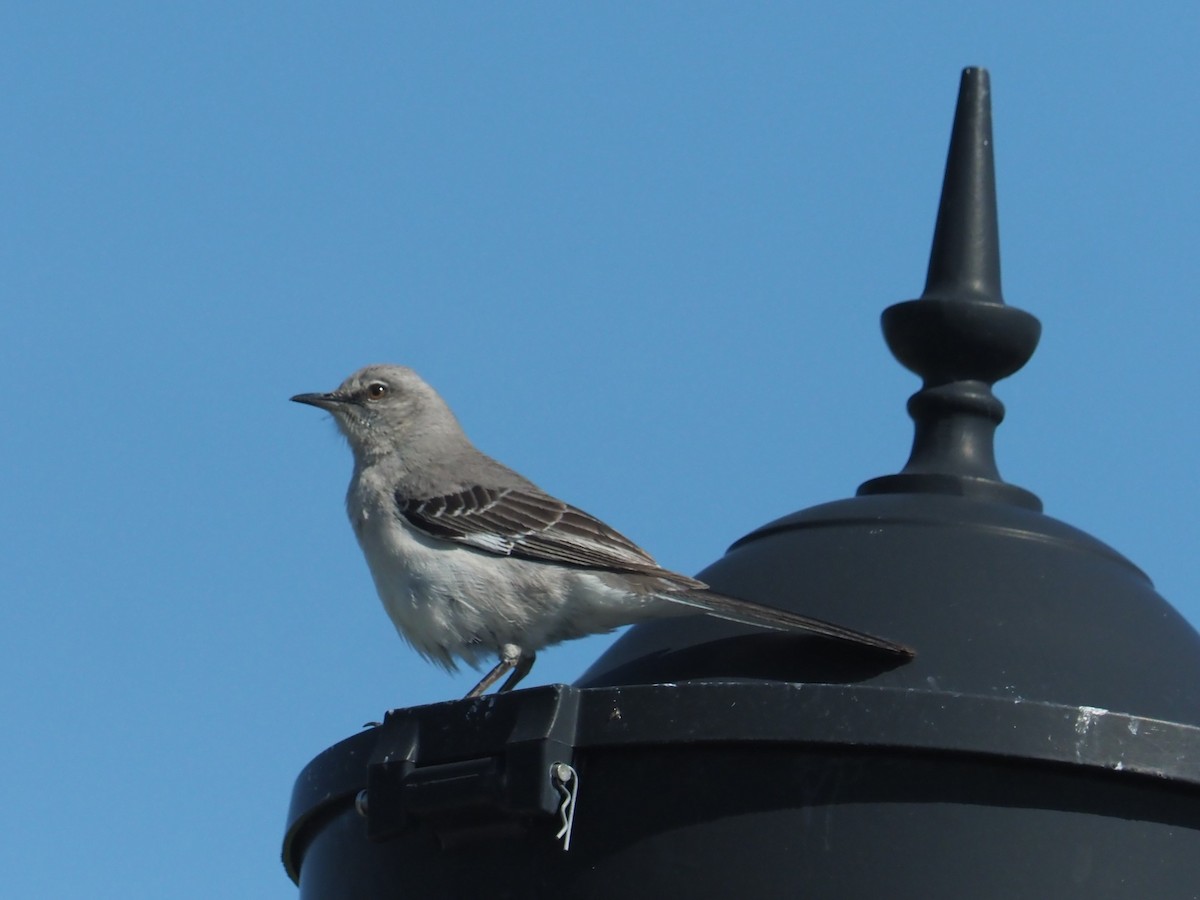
left=923, top=68, right=1003, bottom=305
left=858, top=68, right=1043, bottom=510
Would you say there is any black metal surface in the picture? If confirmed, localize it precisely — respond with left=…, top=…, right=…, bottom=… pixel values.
left=284, top=684, right=1200, bottom=896
left=290, top=747, right=1200, bottom=899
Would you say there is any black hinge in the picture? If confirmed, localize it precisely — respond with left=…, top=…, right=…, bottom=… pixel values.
left=359, top=684, right=581, bottom=848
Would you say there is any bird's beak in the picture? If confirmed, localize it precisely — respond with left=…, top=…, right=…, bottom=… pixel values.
left=290, top=391, right=346, bottom=411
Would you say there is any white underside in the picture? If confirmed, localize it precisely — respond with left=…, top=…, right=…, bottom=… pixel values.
left=348, top=477, right=667, bottom=670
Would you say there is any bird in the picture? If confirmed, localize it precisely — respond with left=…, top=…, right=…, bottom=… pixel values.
left=292, top=364, right=911, bottom=698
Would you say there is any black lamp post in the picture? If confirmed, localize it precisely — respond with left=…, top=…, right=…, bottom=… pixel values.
left=283, top=68, right=1200, bottom=898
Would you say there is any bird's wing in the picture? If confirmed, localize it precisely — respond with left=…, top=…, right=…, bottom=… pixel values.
left=395, top=484, right=704, bottom=585
left=396, top=486, right=913, bottom=658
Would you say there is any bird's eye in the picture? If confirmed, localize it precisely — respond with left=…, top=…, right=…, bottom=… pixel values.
left=366, top=382, right=389, bottom=400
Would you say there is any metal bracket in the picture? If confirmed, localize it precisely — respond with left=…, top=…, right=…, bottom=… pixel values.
left=357, top=685, right=581, bottom=848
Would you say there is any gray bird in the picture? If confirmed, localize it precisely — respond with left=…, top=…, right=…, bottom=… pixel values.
left=293, top=364, right=911, bottom=698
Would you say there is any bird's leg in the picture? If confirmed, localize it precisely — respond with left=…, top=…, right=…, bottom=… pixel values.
left=498, top=650, right=535, bottom=692
left=464, top=643, right=526, bottom=698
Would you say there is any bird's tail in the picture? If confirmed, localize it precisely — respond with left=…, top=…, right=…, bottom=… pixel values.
left=668, top=589, right=913, bottom=658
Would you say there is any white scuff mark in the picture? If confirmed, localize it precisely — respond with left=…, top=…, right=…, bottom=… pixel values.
left=1127, top=719, right=1139, bottom=736
left=1074, top=706, right=1109, bottom=735
left=1074, top=706, right=1110, bottom=760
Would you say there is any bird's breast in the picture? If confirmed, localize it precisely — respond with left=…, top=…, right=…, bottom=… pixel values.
left=345, top=478, right=547, bottom=667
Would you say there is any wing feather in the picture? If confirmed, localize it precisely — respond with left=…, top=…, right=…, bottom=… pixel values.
left=395, top=485, right=698, bottom=582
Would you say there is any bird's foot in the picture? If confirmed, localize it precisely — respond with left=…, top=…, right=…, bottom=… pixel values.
left=464, top=644, right=536, bottom=698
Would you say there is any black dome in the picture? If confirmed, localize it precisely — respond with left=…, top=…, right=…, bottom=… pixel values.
left=578, top=492, right=1200, bottom=726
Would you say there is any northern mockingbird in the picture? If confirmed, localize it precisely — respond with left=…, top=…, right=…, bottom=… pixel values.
left=293, top=364, right=911, bottom=697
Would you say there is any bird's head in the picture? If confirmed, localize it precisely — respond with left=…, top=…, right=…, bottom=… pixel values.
left=291, top=364, right=464, bottom=463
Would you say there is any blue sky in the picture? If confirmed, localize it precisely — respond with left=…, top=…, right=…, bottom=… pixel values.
left=3, top=3, right=1197, bottom=897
